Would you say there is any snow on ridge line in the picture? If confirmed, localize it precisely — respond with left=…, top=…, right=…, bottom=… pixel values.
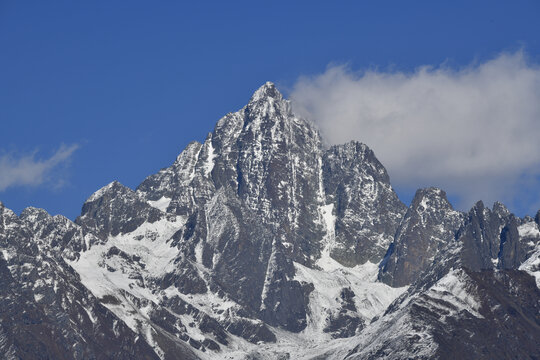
left=69, top=216, right=186, bottom=300
left=86, top=181, right=120, bottom=202
left=520, top=244, right=540, bottom=289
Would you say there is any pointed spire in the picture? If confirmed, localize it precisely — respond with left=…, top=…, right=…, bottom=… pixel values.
left=86, top=180, right=126, bottom=203
left=244, top=82, right=293, bottom=126
left=492, top=201, right=510, bottom=218
left=249, top=82, right=283, bottom=104
left=411, top=187, right=452, bottom=211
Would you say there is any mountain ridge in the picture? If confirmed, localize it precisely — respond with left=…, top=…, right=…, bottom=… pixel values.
left=1, top=82, right=539, bottom=359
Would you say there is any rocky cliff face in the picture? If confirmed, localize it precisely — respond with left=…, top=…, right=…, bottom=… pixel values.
left=322, top=142, right=407, bottom=266
left=379, top=188, right=463, bottom=287
left=458, top=201, right=526, bottom=271
left=1, top=83, right=539, bottom=359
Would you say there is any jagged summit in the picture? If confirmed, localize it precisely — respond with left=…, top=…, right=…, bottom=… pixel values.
left=493, top=200, right=511, bottom=217
left=249, top=81, right=282, bottom=102
left=19, top=206, right=50, bottom=224
left=329, top=140, right=377, bottom=158
left=413, top=186, right=445, bottom=199
left=379, top=186, right=463, bottom=287
left=410, top=187, right=454, bottom=211
left=243, top=81, right=295, bottom=129
left=85, top=180, right=126, bottom=203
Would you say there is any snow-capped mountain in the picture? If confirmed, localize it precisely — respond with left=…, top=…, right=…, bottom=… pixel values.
left=1, top=83, right=539, bottom=359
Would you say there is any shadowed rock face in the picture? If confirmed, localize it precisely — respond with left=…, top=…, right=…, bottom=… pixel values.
left=429, top=270, right=540, bottom=360
left=499, top=217, right=527, bottom=269
left=76, top=181, right=165, bottom=240
left=458, top=201, right=528, bottom=271
left=322, top=141, right=407, bottom=266
left=379, top=187, right=463, bottom=287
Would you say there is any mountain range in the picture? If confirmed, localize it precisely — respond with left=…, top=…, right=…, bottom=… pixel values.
left=1, top=82, right=539, bottom=359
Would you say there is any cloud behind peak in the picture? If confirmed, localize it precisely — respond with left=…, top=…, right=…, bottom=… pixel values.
left=291, top=52, right=540, bottom=214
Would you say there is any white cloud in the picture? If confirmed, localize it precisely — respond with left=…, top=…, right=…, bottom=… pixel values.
left=291, top=52, right=540, bottom=213
left=0, top=144, right=79, bottom=191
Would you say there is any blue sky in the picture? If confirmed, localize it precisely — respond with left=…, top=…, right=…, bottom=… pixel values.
left=1, top=1, right=540, bottom=219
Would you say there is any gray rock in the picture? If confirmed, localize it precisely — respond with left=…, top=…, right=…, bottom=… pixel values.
left=323, top=287, right=365, bottom=338
left=379, top=187, right=463, bottom=287
left=458, top=201, right=525, bottom=271
left=76, top=181, right=165, bottom=240
left=322, top=141, right=407, bottom=266
left=498, top=217, right=527, bottom=269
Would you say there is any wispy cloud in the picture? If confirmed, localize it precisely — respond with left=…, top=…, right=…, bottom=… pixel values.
left=0, top=144, right=79, bottom=191
left=291, top=52, right=540, bottom=214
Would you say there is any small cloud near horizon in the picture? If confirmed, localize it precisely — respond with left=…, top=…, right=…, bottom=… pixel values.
left=290, top=51, right=540, bottom=215
left=0, top=144, right=79, bottom=192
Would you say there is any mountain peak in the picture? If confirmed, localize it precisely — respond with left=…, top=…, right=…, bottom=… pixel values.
left=411, top=187, right=453, bottom=211
left=416, top=186, right=444, bottom=197
left=85, top=180, right=126, bottom=203
left=242, top=81, right=297, bottom=129
left=19, top=207, right=51, bottom=223
left=492, top=201, right=511, bottom=217
left=249, top=81, right=283, bottom=104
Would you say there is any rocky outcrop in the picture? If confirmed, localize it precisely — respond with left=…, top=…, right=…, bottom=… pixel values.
left=323, top=141, right=406, bottom=266
left=457, top=201, right=527, bottom=271
left=76, top=181, right=166, bottom=240
left=379, top=187, right=463, bottom=287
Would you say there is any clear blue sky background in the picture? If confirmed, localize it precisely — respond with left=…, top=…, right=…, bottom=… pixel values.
left=1, top=0, right=539, bottom=219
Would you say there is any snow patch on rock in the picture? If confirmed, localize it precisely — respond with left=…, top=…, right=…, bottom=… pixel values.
left=147, top=196, right=171, bottom=212
left=520, top=244, right=540, bottom=288
left=518, top=221, right=540, bottom=238
left=427, top=268, right=484, bottom=319
left=86, top=181, right=118, bottom=202
left=295, top=260, right=407, bottom=336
